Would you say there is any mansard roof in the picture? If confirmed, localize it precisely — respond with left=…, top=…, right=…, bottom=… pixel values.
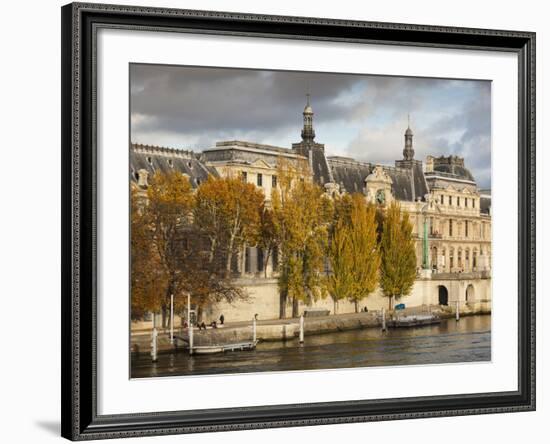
left=430, top=155, right=476, bottom=182
left=327, top=157, right=429, bottom=202
left=479, top=189, right=491, bottom=215
left=310, top=147, right=334, bottom=185
left=130, top=143, right=217, bottom=188
left=328, top=157, right=372, bottom=195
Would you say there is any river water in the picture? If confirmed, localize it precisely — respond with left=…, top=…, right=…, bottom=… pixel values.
left=131, top=315, right=491, bottom=378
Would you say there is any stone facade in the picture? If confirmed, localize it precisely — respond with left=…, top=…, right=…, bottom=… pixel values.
left=130, top=98, right=492, bottom=322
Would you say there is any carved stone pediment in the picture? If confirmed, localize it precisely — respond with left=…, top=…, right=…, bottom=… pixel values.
left=364, top=165, right=393, bottom=205
left=365, top=165, right=393, bottom=185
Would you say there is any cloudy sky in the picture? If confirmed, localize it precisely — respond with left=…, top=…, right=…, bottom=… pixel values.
left=130, top=64, right=492, bottom=188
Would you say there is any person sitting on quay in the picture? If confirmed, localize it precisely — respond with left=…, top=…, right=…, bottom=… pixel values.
left=219, top=314, right=225, bottom=326
left=197, top=321, right=207, bottom=331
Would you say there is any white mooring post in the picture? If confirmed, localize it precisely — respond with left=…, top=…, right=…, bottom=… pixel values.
left=381, top=307, right=386, bottom=331
left=188, top=323, right=194, bottom=355
left=151, top=313, right=158, bottom=363
left=253, top=317, right=257, bottom=343
left=151, top=328, right=158, bottom=362
left=187, top=292, right=194, bottom=355
left=456, top=300, right=460, bottom=322
left=170, top=293, right=174, bottom=345
left=299, top=315, right=304, bottom=344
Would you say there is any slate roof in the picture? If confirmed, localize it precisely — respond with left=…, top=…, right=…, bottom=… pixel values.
left=130, top=144, right=217, bottom=188
left=310, top=148, right=334, bottom=185
left=327, top=157, right=429, bottom=201
left=479, top=190, right=492, bottom=215
left=480, top=197, right=491, bottom=215
left=328, top=157, right=372, bottom=195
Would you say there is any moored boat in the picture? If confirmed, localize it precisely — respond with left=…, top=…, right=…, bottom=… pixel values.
left=387, top=313, right=441, bottom=328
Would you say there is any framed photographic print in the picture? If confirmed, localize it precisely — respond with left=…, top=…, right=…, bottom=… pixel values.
left=61, top=2, right=536, bottom=440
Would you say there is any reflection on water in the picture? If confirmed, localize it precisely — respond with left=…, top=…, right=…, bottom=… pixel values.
left=131, top=315, right=491, bottom=378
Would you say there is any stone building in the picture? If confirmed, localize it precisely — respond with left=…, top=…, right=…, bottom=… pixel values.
left=130, top=97, right=492, bottom=321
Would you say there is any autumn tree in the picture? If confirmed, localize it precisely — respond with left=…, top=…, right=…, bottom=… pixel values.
left=327, top=218, right=354, bottom=314
left=194, top=176, right=265, bottom=278
left=131, top=187, right=167, bottom=319
left=131, top=172, right=251, bottom=326
left=130, top=171, right=194, bottom=327
left=272, top=159, right=331, bottom=318
left=327, top=194, right=380, bottom=314
left=379, top=202, right=417, bottom=310
left=256, top=204, right=278, bottom=278
left=347, top=195, right=380, bottom=313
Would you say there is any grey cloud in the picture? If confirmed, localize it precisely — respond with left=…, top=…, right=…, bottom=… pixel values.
left=131, top=64, right=358, bottom=136
left=131, top=64, right=491, bottom=188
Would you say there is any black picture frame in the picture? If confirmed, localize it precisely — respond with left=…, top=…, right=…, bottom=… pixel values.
left=61, top=2, right=536, bottom=440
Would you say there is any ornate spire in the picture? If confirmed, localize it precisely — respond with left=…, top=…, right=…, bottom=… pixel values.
left=301, top=93, right=315, bottom=143
left=403, top=115, right=414, bottom=160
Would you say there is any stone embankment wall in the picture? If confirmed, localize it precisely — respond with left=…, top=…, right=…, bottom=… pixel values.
left=131, top=304, right=491, bottom=354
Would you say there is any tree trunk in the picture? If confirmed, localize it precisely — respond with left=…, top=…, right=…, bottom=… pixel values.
left=292, top=297, right=299, bottom=318
left=208, top=238, right=217, bottom=264
left=225, top=234, right=236, bottom=278
left=161, top=304, right=167, bottom=329
left=279, top=290, right=287, bottom=319
left=354, top=299, right=358, bottom=313
left=388, top=295, right=393, bottom=311
left=333, top=299, right=337, bottom=315
left=197, top=305, right=204, bottom=323
left=264, top=248, right=271, bottom=278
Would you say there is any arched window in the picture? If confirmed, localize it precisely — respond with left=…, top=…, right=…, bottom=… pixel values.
left=441, top=248, right=446, bottom=270
left=465, top=249, right=470, bottom=271
left=458, top=248, right=463, bottom=270
left=449, top=248, right=454, bottom=270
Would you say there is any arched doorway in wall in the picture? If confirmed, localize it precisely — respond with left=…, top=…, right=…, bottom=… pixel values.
left=438, top=285, right=449, bottom=306
left=466, top=284, right=475, bottom=304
